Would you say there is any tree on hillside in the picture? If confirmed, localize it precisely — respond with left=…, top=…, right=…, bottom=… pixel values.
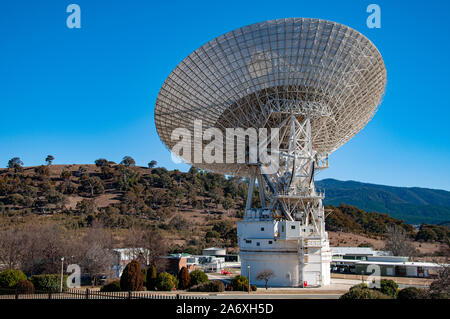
left=256, top=269, right=275, bottom=290
left=148, top=160, right=157, bottom=168
left=94, top=159, right=113, bottom=179
left=35, top=165, right=50, bottom=180
left=116, top=164, right=141, bottom=191
left=80, top=175, right=105, bottom=197
left=223, top=196, right=234, bottom=216
left=170, top=215, right=191, bottom=231
left=384, top=225, right=418, bottom=257
left=121, top=156, right=136, bottom=167
left=59, top=169, right=75, bottom=194
left=95, top=158, right=108, bottom=167
left=121, top=191, right=146, bottom=214
left=7, top=157, right=23, bottom=173
left=76, top=199, right=97, bottom=215
left=210, top=186, right=224, bottom=208
left=77, top=166, right=87, bottom=177
left=45, top=155, right=55, bottom=166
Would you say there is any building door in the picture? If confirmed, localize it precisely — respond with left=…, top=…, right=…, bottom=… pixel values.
left=396, top=266, right=406, bottom=277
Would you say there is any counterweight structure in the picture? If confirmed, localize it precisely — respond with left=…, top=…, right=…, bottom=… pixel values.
left=154, top=18, right=386, bottom=287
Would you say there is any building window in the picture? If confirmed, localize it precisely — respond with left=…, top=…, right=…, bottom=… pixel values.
left=245, top=240, right=252, bottom=244
left=268, top=240, right=273, bottom=244
left=291, top=225, right=296, bottom=230
left=256, top=242, right=260, bottom=246
left=261, top=227, right=265, bottom=231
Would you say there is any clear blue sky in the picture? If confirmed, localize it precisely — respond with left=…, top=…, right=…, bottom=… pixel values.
left=0, top=0, right=449, bottom=190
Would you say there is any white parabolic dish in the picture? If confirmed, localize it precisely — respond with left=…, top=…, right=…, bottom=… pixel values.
left=155, top=18, right=387, bottom=176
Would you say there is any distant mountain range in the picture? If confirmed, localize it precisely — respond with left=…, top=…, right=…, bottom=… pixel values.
left=316, top=179, right=450, bottom=225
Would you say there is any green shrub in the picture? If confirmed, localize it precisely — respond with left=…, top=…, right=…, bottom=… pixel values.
left=188, top=280, right=225, bottom=292
left=100, top=280, right=121, bottom=292
left=120, top=260, right=144, bottom=291
left=146, top=265, right=157, bottom=290
left=30, top=274, right=68, bottom=292
left=397, top=287, right=426, bottom=299
left=15, top=280, right=35, bottom=294
left=0, top=269, right=27, bottom=289
left=231, top=275, right=249, bottom=291
left=340, top=288, right=391, bottom=299
left=178, top=267, right=191, bottom=290
left=189, top=270, right=209, bottom=287
left=155, top=272, right=178, bottom=291
left=375, top=279, right=398, bottom=298
left=141, top=268, right=147, bottom=287
left=212, top=280, right=225, bottom=292
left=349, top=283, right=368, bottom=291
left=251, top=284, right=257, bottom=291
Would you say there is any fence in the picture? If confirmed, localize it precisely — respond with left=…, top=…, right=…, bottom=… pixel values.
left=0, top=288, right=206, bottom=300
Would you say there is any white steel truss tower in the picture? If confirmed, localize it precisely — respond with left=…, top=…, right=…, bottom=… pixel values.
left=237, top=113, right=331, bottom=287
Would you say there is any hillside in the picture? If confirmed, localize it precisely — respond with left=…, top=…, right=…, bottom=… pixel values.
left=316, top=179, right=450, bottom=224
left=0, top=161, right=448, bottom=257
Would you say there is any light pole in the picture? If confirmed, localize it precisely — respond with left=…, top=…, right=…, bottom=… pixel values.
left=60, top=257, right=65, bottom=293
left=247, top=265, right=250, bottom=294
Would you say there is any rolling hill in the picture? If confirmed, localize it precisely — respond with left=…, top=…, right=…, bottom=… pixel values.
left=316, top=179, right=450, bottom=225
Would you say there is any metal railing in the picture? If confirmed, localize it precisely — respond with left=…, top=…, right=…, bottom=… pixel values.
left=0, top=288, right=206, bottom=300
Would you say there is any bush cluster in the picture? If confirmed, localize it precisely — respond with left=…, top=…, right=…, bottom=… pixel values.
left=189, top=270, right=209, bottom=287
left=30, top=274, right=68, bottom=293
left=231, top=275, right=249, bottom=291
left=188, top=280, right=224, bottom=292
left=0, top=269, right=27, bottom=289
left=100, top=280, right=121, bottom=292
left=397, top=287, right=427, bottom=299
left=374, top=279, right=398, bottom=298
left=15, top=280, right=35, bottom=294
left=340, top=280, right=399, bottom=299
left=155, top=272, right=178, bottom=291
left=340, top=287, right=390, bottom=299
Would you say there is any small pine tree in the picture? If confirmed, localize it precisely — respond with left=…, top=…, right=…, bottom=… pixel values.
left=120, top=260, right=144, bottom=291
left=146, top=265, right=157, bottom=290
left=178, top=267, right=191, bottom=290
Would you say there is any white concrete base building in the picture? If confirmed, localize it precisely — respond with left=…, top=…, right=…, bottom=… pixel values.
left=238, top=209, right=332, bottom=287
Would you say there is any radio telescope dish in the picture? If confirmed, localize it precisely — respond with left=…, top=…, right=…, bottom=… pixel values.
left=155, top=18, right=386, bottom=177
left=154, top=18, right=387, bottom=287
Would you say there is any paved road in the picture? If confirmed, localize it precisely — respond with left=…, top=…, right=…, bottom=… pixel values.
left=207, top=294, right=341, bottom=299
